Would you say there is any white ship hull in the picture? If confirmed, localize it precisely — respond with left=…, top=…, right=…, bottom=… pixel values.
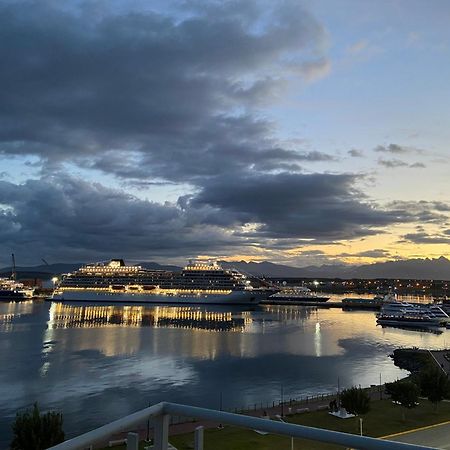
left=52, top=289, right=264, bottom=305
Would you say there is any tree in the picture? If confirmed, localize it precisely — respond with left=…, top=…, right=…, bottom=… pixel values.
left=385, top=380, right=420, bottom=420
left=419, top=366, right=450, bottom=410
left=11, top=403, right=65, bottom=450
left=340, top=387, right=371, bottom=415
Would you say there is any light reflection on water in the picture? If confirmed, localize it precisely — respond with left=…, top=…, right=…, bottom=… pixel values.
left=0, top=298, right=449, bottom=445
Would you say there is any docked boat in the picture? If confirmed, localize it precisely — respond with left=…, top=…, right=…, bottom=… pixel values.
left=376, top=301, right=449, bottom=329
left=52, top=259, right=266, bottom=305
left=431, top=298, right=450, bottom=316
left=342, top=292, right=397, bottom=309
left=0, top=278, right=35, bottom=301
left=0, top=253, right=35, bottom=301
left=376, top=313, right=441, bottom=329
left=417, top=304, right=450, bottom=325
left=268, top=286, right=330, bottom=303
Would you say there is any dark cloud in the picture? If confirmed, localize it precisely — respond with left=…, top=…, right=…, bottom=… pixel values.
left=0, top=177, right=248, bottom=264
left=298, top=250, right=326, bottom=256
left=355, top=249, right=390, bottom=258
left=0, top=0, right=330, bottom=182
left=336, top=249, right=390, bottom=258
left=378, top=159, right=408, bottom=168
left=0, top=1, right=445, bottom=265
left=402, top=232, right=450, bottom=245
left=374, top=144, right=412, bottom=154
left=348, top=149, right=363, bottom=157
left=386, top=200, right=450, bottom=224
left=1, top=171, right=443, bottom=265
left=378, top=158, right=425, bottom=169
left=190, top=172, right=418, bottom=240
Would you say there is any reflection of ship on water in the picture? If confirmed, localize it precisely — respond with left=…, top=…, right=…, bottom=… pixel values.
left=48, top=302, right=253, bottom=332
left=261, top=304, right=315, bottom=322
left=0, top=300, right=35, bottom=332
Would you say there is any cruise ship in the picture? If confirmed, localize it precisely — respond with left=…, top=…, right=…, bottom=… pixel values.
left=52, top=259, right=266, bottom=305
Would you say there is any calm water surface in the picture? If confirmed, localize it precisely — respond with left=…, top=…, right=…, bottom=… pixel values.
left=1, top=297, right=449, bottom=446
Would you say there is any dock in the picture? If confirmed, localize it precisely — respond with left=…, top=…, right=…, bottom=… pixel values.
left=260, top=299, right=383, bottom=310
left=261, top=300, right=344, bottom=308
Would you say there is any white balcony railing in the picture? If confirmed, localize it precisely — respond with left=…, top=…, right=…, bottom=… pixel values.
left=48, top=401, right=436, bottom=450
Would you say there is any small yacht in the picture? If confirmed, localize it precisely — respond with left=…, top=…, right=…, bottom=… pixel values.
left=0, top=278, right=34, bottom=301
left=269, top=285, right=330, bottom=303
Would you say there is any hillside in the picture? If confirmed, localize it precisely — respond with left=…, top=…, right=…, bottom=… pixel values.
left=2, top=256, right=449, bottom=280
left=221, top=256, right=450, bottom=280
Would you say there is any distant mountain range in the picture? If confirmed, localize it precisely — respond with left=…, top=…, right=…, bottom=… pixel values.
left=220, top=256, right=450, bottom=280
left=1, top=256, right=449, bottom=280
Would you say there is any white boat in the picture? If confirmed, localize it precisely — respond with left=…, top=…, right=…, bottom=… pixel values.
left=269, top=285, right=330, bottom=303
left=342, top=292, right=397, bottom=309
left=0, top=253, right=35, bottom=300
left=0, top=278, right=34, bottom=301
left=377, top=300, right=449, bottom=329
left=52, top=259, right=265, bottom=305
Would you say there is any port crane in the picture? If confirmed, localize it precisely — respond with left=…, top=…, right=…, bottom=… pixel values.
left=11, top=253, right=16, bottom=281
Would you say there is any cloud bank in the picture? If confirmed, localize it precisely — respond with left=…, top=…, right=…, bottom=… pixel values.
left=0, top=1, right=447, bottom=265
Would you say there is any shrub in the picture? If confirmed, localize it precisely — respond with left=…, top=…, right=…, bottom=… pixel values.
left=340, top=386, right=370, bottom=415
left=11, top=403, right=64, bottom=450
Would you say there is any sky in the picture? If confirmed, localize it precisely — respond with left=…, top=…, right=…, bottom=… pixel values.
left=0, top=0, right=449, bottom=267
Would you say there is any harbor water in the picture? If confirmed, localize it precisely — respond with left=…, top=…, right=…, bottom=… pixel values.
left=1, top=297, right=449, bottom=446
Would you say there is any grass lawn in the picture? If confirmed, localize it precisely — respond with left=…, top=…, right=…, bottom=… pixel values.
left=102, top=399, right=450, bottom=449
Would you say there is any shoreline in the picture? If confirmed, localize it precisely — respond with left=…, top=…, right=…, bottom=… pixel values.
left=100, top=346, right=450, bottom=448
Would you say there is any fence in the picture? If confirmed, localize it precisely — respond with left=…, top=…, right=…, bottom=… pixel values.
left=48, top=401, right=436, bottom=450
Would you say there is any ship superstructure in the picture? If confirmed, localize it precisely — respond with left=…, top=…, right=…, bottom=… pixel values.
left=52, top=259, right=264, bottom=305
left=0, top=253, right=35, bottom=300
left=0, top=278, right=35, bottom=301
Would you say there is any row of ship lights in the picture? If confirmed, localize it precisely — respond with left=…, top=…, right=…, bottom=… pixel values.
left=49, top=303, right=252, bottom=330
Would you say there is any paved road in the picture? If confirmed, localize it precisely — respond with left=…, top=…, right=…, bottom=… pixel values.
left=430, top=350, right=450, bottom=376
left=387, top=421, right=450, bottom=449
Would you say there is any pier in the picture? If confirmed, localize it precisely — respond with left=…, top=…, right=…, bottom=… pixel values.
left=261, top=299, right=344, bottom=308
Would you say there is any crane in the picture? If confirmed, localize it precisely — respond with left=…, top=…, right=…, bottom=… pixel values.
left=11, top=253, right=16, bottom=281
